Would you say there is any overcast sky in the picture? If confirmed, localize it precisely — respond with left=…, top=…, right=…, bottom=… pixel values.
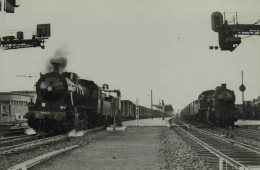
left=0, top=0, right=260, bottom=111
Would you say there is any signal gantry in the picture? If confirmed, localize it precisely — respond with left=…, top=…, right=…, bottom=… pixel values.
left=210, top=11, right=260, bottom=52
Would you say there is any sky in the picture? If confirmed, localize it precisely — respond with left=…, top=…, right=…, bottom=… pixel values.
left=0, top=0, right=260, bottom=112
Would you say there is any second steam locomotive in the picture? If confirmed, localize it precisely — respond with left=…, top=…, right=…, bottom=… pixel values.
left=25, top=62, right=161, bottom=133
left=180, top=84, right=238, bottom=128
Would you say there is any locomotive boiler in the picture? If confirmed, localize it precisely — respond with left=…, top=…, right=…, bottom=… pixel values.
left=25, top=62, right=105, bottom=133
left=181, top=84, right=237, bottom=128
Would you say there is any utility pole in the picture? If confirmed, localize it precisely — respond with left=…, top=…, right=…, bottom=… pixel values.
left=241, top=71, right=244, bottom=104
left=136, top=98, right=139, bottom=127
left=151, top=90, right=153, bottom=119
left=239, top=71, right=246, bottom=119
left=159, top=99, right=164, bottom=120
left=162, top=100, right=165, bottom=120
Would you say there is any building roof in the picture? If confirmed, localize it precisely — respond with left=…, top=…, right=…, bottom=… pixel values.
left=0, top=92, right=34, bottom=102
left=11, top=91, right=36, bottom=94
left=153, top=104, right=174, bottom=111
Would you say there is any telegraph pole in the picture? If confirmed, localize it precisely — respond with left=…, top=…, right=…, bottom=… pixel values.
left=136, top=98, right=139, bottom=127
left=150, top=90, right=153, bottom=119
left=239, top=71, right=246, bottom=119
left=241, top=71, right=244, bottom=104
left=162, top=100, right=165, bottom=120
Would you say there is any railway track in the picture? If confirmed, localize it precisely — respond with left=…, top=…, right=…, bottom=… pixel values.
left=233, top=128, right=260, bottom=140
left=0, top=126, right=105, bottom=156
left=0, top=134, right=38, bottom=147
left=171, top=118, right=260, bottom=170
left=207, top=127, right=260, bottom=147
left=180, top=119, right=260, bottom=147
left=0, top=135, right=67, bottom=155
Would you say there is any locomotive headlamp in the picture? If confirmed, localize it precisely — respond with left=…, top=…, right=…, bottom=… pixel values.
left=47, top=86, right=53, bottom=91
left=60, top=105, right=66, bottom=110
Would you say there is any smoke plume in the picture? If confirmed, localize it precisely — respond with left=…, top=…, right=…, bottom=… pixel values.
left=47, top=46, right=69, bottom=72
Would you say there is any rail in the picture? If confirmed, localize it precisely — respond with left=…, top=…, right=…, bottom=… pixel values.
left=0, top=135, right=67, bottom=155
left=178, top=119, right=260, bottom=154
left=8, top=145, right=79, bottom=170
left=171, top=120, right=260, bottom=170
left=0, top=126, right=106, bottom=155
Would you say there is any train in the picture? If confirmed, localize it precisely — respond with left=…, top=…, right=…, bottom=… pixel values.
left=236, top=100, right=260, bottom=120
left=180, top=84, right=238, bottom=128
left=25, top=62, right=162, bottom=133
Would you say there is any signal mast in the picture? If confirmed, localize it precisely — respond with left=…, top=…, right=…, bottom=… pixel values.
left=210, top=11, right=260, bottom=51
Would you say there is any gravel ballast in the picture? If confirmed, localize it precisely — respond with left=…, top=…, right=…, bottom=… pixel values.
left=2, top=125, right=213, bottom=170
left=0, top=130, right=108, bottom=170
left=160, top=128, right=212, bottom=170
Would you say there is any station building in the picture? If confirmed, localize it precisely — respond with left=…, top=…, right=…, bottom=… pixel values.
left=0, top=92, right=35, bottom=122
left=11, top=91, right=37, bottom=102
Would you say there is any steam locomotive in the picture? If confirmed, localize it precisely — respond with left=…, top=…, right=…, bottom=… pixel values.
left=25, top=63, right=161, bottom=133
left=180, top=84, right=238, bottom=128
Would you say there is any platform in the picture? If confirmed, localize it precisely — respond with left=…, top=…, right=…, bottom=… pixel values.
left=235, top=119, right=260, bottom=126
left=122, top=117, right=171, bottom=127
left=31, top=126, right=167, bottom=170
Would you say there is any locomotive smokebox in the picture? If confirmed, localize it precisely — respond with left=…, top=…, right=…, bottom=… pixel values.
left=51, top=62, right=60, bottom=73
left=221, top=84, right=226, bottom=89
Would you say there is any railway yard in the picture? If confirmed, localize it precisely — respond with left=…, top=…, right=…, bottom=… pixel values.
left=0, top=118, right=259, bottom=170
left=1, top=1, right=260, bottom=170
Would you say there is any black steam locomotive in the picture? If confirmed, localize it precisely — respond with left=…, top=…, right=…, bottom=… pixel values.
left=25, top=63, right=161, bottom=133
left=180, top=84, right=238, bottom=128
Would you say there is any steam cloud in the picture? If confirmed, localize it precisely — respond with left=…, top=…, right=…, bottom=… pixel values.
left=47, top=46, right=69, bottom=72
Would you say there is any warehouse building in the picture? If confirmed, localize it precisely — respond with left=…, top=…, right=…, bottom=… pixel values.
left=0, top=92, right=34, bottom=122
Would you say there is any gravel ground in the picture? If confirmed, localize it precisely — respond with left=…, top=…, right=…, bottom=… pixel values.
left=203, top=127, right=260, bottom=148
left=1, top=125, right=212, bottom=170
left=31, top=127, right=167, bottom=170
left=122, top=117, right=171, bottom=127
left=181, top=119, right=260, bottom=148
left=159, top=128, right=212, bottom=170
left=0, top=130, right=108, bottom=170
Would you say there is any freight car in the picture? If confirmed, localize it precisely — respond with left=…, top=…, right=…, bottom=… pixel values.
left=180, top=84, right=237, bottom=128
left=120, top=100, right=162, bottom=120
left=236, top=100, right=260, bottom=120
left=25, top=62, right=160, bottom=133
left=253, top=102, right=260, bottom=119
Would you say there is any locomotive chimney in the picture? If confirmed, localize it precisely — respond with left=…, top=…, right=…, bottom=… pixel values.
left=51, top=62, right=60, bottom=72
left=221, top=84, right=226, bottom=89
